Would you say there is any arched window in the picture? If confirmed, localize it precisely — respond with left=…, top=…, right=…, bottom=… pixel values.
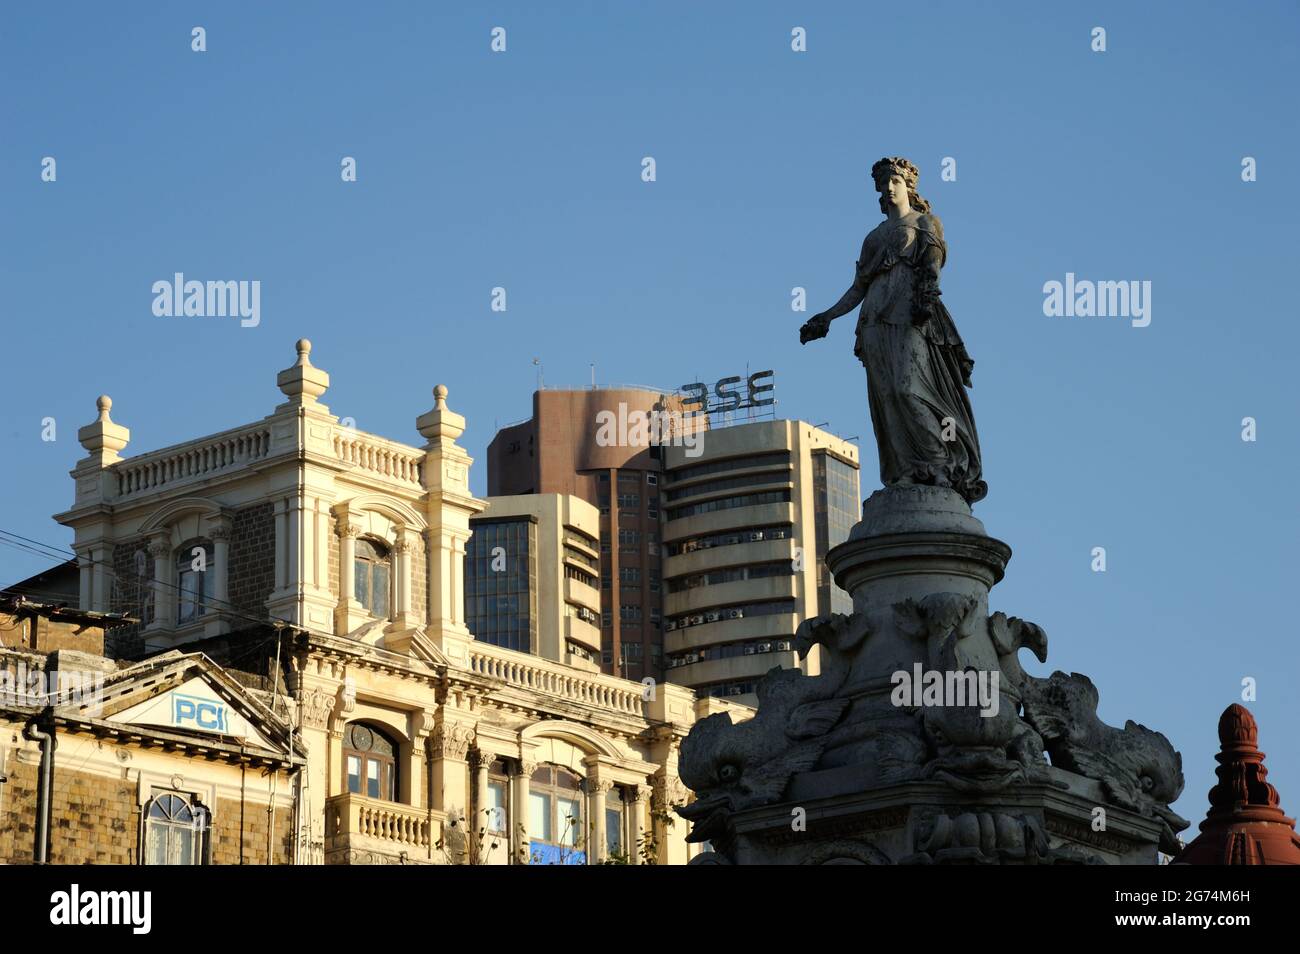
left=343, top=722, right=398, bottom=801
left=143, top=793, right=209, bottom=865
left=529, top=765, right=584, bottom=863
left=354, top=539, right=391, bottom=617
left=176, top=539, right=214, bottom=623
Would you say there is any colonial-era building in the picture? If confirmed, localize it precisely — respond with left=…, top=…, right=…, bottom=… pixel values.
left=0, top=598, right=301, bottom=865
left=4, top=340, right=747, bottom=865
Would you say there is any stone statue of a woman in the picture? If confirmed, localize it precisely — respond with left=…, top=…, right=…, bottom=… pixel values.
left=800, top=157, right=986, bottom=504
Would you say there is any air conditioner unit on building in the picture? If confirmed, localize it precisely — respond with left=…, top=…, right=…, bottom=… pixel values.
left=748, top=532, right=763, bottom=542
left=756, top=641, right=772, bottom=653
left=742, top=644, right=756, bottom=655
left=665, top=619, right=677, bottom=631
left=775, top=640, right=791, bottom=651
left=705, top=611, right=721, bottom=623
left=726, top=608, right=743, bottom=619
left=689, top=615, right=704, bottom=626
left=727, top=686, right=744, bottom=696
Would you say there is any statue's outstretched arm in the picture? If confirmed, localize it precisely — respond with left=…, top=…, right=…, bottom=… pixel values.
left=822, top=270, right=868, bottom=321
left=800, top=267, right=866, bottom=343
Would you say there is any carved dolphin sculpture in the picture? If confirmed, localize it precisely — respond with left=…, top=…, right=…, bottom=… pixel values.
left=1020, top=671, right=1189, bottom=852
left=677, top=665, right=849, bottom=845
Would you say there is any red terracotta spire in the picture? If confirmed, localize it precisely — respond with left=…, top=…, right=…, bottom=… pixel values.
left=1174, top=704, right=1300, bottom=864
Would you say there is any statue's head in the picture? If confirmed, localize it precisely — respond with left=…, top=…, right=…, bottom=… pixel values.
left=871, top=156, right=930, bottom=215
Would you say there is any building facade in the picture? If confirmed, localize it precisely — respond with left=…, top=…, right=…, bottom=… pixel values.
left=2, top=341, right=750, bottom=865
left=488, top=388, right=702, bottom=684
left=661, top=420, right=860, bottom=704
left=465, top=494, right=603, bottom=673
left=0, top=599, right=301, bottom=866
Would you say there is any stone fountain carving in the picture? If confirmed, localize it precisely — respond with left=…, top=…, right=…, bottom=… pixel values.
left=676, top=159, right=1188, bottom=865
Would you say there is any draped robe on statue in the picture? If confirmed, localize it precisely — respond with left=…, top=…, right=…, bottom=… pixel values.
left=853, top=210, right=987, bottom=504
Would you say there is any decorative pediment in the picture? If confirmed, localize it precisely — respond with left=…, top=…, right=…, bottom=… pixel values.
left=64, top=653, right=300, bottom=758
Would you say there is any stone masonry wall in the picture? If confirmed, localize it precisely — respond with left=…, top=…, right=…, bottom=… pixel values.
left=229, top=502, right=275, bottom=621
left=0, top=737, right=293, bottom=865
left=107, top=541, right=149, bottom=657
left=212, top=797, right=293, bottom=865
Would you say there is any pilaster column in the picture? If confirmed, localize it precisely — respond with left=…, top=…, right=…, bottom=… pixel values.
left=630, top=785, right=649, bottom=865
left=333, top=515, right=365, bottom=635
left=471, top=747, right=496, bottom=859
left=147, top=536, right=171, bottom=629
left=75, top=547, right=92, bottom=612
left=586, top=778, right=612, bottom=864
left=386, top=529, right=419, bottom=649
left=273, top=499, right=289, bottom=592
left=89, top=543, right=112, bottom=614
left=513, top=758, right=538, bottom=864
left=209, top=520, right=231, bottom=608
left=429, top=714, right=475, bottom=856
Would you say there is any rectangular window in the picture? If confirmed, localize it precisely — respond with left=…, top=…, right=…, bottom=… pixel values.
left=366, top=760, right=381, bottom=799
left=347, top=755, right=361, bottom=794
left=558, top=797, right=582, bottom=847
left=529, top=792, right=552, bottom=842
left=371, top=563, right=390, bottom=617
left=606, top=807, right=623, bottom=855
left=487, top=780, right=507, bottom=833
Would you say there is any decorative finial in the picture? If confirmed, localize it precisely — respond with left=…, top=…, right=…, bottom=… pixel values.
left=417, top=384, right=465, bottom=444
left=276, top=337, right=330, bottom=409
left=78, top=394, right=130, bottom=463
left=1218, top=703, right=1258, bottom=748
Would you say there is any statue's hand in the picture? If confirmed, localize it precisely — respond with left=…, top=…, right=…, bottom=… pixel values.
left=799, top=313, right=831, bottom=344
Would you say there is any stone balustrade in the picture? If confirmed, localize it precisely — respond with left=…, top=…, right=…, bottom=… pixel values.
left=332, top=429, right=424, bottom=488
left=114, top=425, right=273, bottom=498
left=467, top=643, right=646, bottom=717
left=326, top=792, right=433, bottom=859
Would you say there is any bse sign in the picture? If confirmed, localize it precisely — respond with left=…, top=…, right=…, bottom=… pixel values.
left=172, top=693, right=228, bottom=733
left=681, top=370, right=775, bottom=415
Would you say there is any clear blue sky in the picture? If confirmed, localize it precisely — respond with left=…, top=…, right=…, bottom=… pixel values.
left=2, top=1, right=1297, bottom=826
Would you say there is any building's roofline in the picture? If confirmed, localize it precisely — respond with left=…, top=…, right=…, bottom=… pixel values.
left=0, top=595, right=138, bottom=628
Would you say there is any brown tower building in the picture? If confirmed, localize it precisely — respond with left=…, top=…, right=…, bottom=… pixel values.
left=488, top=388, right=702, bottom=683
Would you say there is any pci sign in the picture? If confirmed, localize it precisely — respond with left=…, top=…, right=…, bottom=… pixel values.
left=172, top=693, right=228, bottom=733
left=681, top=370, right=775, bottom=415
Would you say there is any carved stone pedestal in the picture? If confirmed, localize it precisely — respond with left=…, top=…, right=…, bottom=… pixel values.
left=678, top=486, right=1188, bottom=865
